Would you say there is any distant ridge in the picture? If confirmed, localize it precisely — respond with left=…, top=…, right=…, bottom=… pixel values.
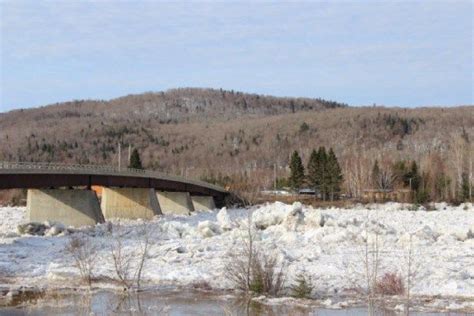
left=0, top=87, right=472, bottom=193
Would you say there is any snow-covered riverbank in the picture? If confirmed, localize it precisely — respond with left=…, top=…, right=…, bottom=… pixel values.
left=0, top=202, right=473, bottom=311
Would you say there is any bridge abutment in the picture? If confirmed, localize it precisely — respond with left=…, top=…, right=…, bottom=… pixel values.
left=101, top=188, right=161, bottom=220
left=191, top=196, right=216, bottom=211
left=156, top=191, right=195, bottom=215
left=27, top=189, right=103, bottom=227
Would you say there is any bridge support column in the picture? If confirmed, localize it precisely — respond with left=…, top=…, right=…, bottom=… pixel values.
left=191, top=196, right=216, bottom=212
left=101, top=188, right=161, bottom=220
left=27, top=189, right=103, bottom=227
left=156, top=191, right=195, bottom=215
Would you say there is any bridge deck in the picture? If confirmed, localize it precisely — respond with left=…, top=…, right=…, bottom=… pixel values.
left=0, top=162, right=228, bottom=200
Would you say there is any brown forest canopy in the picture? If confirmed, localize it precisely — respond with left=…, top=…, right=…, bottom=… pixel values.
left=0, top=87, right=472, bottom=201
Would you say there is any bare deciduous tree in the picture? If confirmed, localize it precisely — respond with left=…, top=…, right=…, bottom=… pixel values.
left=65, top=235, right=98, bottom=287
left=110, top=222, right=152, bottom=290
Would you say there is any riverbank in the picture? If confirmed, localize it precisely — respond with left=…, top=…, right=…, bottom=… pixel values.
left=0, top=202, right=473, bottom=313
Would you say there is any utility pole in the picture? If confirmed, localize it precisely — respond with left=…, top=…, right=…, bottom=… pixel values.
left=128, top=144, right=131, bottom=166
left=118, top=142, right=121, bottom=171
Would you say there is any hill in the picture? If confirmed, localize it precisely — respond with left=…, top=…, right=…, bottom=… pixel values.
left=0, top=88, right=472, bottom=202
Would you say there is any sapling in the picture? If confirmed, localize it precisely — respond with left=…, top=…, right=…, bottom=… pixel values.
left=65, top=235, right=98, bottom=287
left=290, top=272, right=313, bottom=299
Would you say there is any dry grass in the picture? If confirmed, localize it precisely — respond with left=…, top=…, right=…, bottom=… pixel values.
left=375, top=272, right=405, bottom=296
left=191, top=281, right=213, bottom=291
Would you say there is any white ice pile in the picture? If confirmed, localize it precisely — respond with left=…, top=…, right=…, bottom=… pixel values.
left=0, top=202, right=473, bottom=300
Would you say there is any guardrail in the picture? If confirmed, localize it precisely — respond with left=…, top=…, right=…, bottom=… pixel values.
left=0, top=161, right=227, bottom=193
left=0, top=161, right=146, bottom=175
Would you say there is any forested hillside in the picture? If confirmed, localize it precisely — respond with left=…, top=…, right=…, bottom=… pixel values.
left=0, top=88, right=472, bottom=203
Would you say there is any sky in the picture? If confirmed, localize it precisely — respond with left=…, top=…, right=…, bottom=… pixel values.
left=0, top=1, right=472, bottom=112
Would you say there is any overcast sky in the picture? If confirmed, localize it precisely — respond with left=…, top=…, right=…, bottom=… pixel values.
left=0, top=1, right=472, bottom=112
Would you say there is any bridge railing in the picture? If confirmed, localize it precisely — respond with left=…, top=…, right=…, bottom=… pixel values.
left=0, top=161, right=226, bottom=192
left=0, top=161, right=154, bottom=176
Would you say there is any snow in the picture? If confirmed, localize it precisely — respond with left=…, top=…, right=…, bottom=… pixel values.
left=0, top=202, right=473, bottom=305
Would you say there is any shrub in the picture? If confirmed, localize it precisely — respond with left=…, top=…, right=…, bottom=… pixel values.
left=65, top=235, right=98, bottom=287
left=375, top=272, right=405, bottom=296
left=225, top=246, right=286, bottom=296
left=192, top=281, right=212, bottom=291
left=299, top=122, right=310, bottom=133
left=224, top=212, right=286, bottom=296
left=109, top=222, right=151, bottom=290
left=290, top=272, right=313, bottom=299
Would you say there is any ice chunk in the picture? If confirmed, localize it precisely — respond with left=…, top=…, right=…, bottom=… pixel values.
left=303, top=209, right=322, bottom=228
left=282, top=202, right=305, bottom=231
left=217, top=208, right=233, bottom=231
left=45, top=223, right=66, bottom=236
left=197, top=221, right=222, bottom=238
left=252, top=203, right=290, bottom=229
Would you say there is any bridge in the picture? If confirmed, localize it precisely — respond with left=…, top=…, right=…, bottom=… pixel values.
left=0, top=162, right=229, bottom=227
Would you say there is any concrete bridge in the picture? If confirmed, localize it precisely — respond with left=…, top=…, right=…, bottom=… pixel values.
left=0, top=162, right=228, bottom=227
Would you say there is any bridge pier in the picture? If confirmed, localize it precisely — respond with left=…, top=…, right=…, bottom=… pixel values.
left=101, top=188, right=161, bottom=220
left=191, top=196, right=216, bottom=211
left=156, top=191, right=195, bottom=215
left=27, top=189, right=103, bottom=227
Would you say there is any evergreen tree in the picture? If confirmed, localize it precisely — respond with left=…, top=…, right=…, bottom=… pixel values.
left=129, top=148, right=143, bottom=169
left=290, top=273, right=313, bottom=299
left=406, top=161, right=421, bottom=191
left=316, top=147, right=328, bottom=200
left=434, top=172, right=450, bottom=201
left=461, top=172, right=471, bottom=202
left=392, top=160, right=408, bottom=188
left=326, top=148, right=343, bottom=201
left=414, top=172, right=430, bottom=204
left=372, top=160, right=380, bottom=189
left=289, top=150, right=305, bottom=190
left=307, top=149, right=320, bottom=190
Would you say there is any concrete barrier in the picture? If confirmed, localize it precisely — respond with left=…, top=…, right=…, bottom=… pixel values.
left=27, top=189, right=103, bottom=227
left=191, top=196, right=216, bottom=211
left=101, top=188, right=161, bottom=220
left=156, top=191, right=195, bottom=215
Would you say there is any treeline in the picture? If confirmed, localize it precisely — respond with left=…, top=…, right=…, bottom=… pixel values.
left=369, top=158, right=472, bottom=204
left=287, top=147, right=343, bottom=201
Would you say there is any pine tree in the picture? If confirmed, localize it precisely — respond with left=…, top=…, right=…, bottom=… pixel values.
left=392, top=160, right=408, bottom=188
left=372, top=160, right=380, bottom=189
left=414, top=172, right=430, bottom=204
left=307, top=149, right=319, bottom=190
left=290, top=272, right=313, bottom=299
left=326, top=148, right=343, bottom=201
left=316, top=147, right=328, bottom=200
left=406, top=161, right=421, bottom=192
left=289, top=150, right=305, bottom=191
left=461, top=172, right=471, bottom=202
left=129, top=148, right=143, bottom=169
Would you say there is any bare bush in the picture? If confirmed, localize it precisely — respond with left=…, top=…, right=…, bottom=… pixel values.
left=226, top=247, right=285, bottom=296
left=228, top=172, right=268, bottom=206
left=400, top=232, right=421, bottom=315
left=65, top=235, right=98, bottom=287
left=375, top=272, right=405, bottom=296
left=361, top=212, right=382, bottom=301
left=110, top=222, right=152, bottom=290
left=192, top=281, right=212, bottom=291
left=224, top=211, right=285, bottom=296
